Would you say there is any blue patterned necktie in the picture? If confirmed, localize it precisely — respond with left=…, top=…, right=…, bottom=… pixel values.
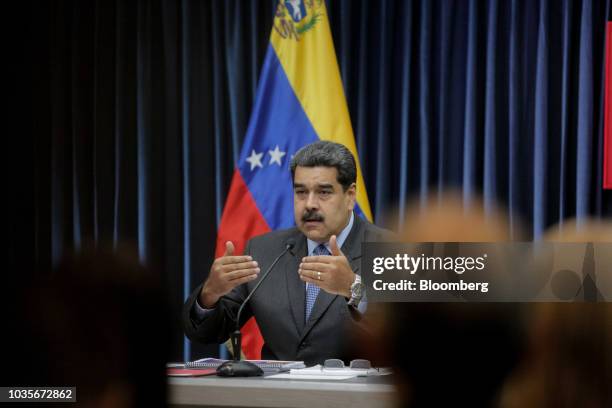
left=305, top=244, right=329, bottom=321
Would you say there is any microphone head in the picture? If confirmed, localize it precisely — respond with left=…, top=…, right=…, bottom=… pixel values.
left=285, top=238, right=296, bottom=250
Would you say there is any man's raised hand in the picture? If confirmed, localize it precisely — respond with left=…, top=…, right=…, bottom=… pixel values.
left=198, top=241, right=260, bottom=308
left=298, top=235, right=355, bottom=298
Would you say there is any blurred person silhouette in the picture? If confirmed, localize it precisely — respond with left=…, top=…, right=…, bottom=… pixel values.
left=500, top=303, right=612, bottom=408
left=543, top=217, right=612, bottom=242
left=499, top=220, right=612, bottom=408
left=4, top=245, right=172, bottom=408
left=360, top=192, right=526, bottom=407
left=398, top=191, right=517, bottom=242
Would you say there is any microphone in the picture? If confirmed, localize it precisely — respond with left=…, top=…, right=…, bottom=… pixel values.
left=216, top=238, right=295, bottom=377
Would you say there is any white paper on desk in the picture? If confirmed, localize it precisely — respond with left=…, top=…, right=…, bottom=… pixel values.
left=290, top=365, right=375, bottom=377
left=265, top=373, right=358, bottom=380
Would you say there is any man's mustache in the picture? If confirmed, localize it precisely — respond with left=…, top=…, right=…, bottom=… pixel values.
left=302, top=210, right=324, bottom=222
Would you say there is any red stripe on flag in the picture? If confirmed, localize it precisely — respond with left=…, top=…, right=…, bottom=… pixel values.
left=216, top=170, right=270, bottom=258
left=216, top=170, right=269, bottom=359
left=604, top=22, right=612, bottom=189
left=239, top=317, right=264, bottom=360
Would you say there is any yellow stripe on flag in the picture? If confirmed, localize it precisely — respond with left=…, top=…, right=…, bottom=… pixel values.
left=270, top=0, right=373, bottom=221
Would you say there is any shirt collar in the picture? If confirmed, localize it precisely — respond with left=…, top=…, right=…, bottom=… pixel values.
left=306, top=212, right=355, bottom=256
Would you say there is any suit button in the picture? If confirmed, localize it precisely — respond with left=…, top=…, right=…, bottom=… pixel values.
left=299, top=342, right=308, bottom=350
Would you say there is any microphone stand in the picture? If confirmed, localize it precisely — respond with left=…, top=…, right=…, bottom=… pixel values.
left=216, top=241, right=294, bottom=377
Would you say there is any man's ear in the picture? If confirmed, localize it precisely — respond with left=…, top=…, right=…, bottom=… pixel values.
left=347, top=183, right=357, bottom=210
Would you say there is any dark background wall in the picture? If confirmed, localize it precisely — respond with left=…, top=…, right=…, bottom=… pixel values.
left=7, top=0, right=612, bottom=361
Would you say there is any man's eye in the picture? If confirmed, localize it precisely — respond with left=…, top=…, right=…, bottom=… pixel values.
left=319, top=190, right=331, bottom=196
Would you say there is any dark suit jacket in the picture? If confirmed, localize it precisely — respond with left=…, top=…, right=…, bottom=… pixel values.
left=183, top=214, right=392, bottom=365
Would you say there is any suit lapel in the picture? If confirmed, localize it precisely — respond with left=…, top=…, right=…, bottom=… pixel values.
left=299, top=214, right=364, bottom=342
left=285, top=230, right=307, bottom=335
left=340, top=213, right=364, bottom=266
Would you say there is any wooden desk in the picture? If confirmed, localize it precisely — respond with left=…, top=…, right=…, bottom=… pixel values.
left=168, top=375, right=397, bottom=408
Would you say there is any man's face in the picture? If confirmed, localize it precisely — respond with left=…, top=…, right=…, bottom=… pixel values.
left=293, top=166, right=356, bottom=243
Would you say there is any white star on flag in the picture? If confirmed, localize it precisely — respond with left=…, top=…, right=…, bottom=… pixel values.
left=246, top=149, right=263, bottom=171
left=268, top=145, right=286, bottom=166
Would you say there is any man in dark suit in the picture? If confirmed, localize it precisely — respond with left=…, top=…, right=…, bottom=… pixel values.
left=183, top=141, right=390, bottom=365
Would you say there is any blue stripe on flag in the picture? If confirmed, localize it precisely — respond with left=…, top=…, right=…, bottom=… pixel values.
left=238, top=45, right=319, bottom=230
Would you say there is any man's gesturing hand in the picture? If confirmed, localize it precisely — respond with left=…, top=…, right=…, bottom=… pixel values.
left=198, top=241, right=260, bottom=308
left=298, top=235, right=355, bottom=298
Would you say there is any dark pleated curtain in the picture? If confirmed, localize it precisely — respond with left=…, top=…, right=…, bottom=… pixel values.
left=329, top=0, right=611, bottom=237
left=11, top=0, right=612, bottom=361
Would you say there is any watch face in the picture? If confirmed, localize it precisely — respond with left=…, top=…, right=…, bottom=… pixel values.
left=352, top=282, right=363, bottom=298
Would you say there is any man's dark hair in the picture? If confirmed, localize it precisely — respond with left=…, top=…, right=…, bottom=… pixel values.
left=290, top=141, right=357, bottom=191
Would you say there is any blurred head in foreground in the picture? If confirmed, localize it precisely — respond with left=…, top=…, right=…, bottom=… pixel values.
left=500, top=302, right=612, bottom=408
left=361, top=192, right=526, bottom=407
left=7, top=245, right=171, bottom=408
left=543, top=217, right=612, bottom=242
left=398, top=191, right=518, bottom=242
left=499, top=220, right=612, bottom=408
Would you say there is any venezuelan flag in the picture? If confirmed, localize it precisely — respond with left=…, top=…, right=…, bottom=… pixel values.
left=214, top=0, right=372, bottom=359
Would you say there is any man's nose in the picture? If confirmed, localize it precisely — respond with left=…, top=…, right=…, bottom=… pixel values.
left=305, top=192, right=319, bottom=209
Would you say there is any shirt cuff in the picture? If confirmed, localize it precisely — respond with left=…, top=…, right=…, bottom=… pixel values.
left=357, top=296, right=368, bottom=314
left=192, top=297, right=216, bottom=320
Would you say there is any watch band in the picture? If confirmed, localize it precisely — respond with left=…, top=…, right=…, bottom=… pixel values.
left=348, top=274, right=363, bottom=307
